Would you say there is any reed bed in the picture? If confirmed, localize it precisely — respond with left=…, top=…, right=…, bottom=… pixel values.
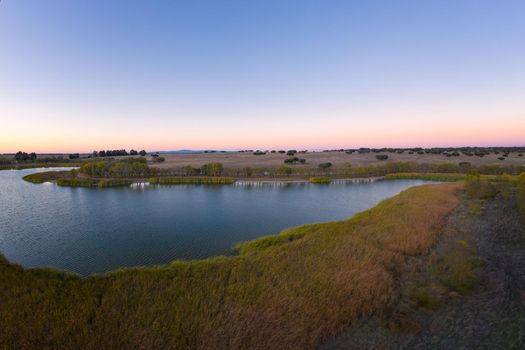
left=309, top=177, right=332, bottom=184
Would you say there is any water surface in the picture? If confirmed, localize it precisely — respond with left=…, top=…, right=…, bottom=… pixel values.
left=0, top=168, right=435, bottom=276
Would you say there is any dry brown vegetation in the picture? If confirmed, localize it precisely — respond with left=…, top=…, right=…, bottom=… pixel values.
left=0, top=183, right=461, bottom=349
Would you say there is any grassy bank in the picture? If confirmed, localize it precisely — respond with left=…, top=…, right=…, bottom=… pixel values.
left=149, top=176, right=235, bottom=185
left=309, top=176, right=332, bottom=184
left=56, top=178, right=134, bottom=188
left=0, top=183, right=460, bottom=349
left=384, top=172, right=467, bottom=182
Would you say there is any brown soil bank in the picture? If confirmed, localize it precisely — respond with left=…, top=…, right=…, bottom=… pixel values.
left=0, top=183, right=460, bottom=349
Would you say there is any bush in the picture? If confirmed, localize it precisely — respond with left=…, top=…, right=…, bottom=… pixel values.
left=253, top=151, right=266, bottom=155
left=152, top=156, right=165, bottom=163
left=376, top=154, right=388, bottom=161
left=276, top=165, right=293, bottom=175
left=284, top=157, right=304, bottom=165
left=309, top=177, right=331, bottom=184
left=318, top=162, right=332, bottom=170
left=201, top=163, right=223, bottom=176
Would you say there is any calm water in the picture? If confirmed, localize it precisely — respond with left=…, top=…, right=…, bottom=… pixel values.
left=0, top=168, right=435, bottom=276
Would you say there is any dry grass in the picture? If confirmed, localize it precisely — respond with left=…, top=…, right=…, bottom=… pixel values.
left=153, top=151, right=525, bottom=169
left=0, top=183, right=461, bottom=349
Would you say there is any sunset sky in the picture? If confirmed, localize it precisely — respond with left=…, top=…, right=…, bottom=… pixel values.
left=1, top=0, right=524, bottom=153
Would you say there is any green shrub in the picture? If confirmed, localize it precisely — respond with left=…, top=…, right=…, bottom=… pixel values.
left=407, top=286, right=440, bottom=310
left=376, top=154, right=388, bottom=161
left=318, top=162, right=332, bottom=170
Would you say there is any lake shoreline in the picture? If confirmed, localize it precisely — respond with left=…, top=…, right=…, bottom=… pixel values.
left=21, top=167, right=465, bottom=188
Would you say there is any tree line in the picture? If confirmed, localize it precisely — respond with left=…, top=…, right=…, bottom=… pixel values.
left=92, top=149, right=147, bottom=157
left=80, top=157, right=154, bottom=178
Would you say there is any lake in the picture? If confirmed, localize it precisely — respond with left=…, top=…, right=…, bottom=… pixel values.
left=0, top=168, right=436, bottom=276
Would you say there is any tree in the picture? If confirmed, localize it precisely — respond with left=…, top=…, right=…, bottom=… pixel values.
left=29, top=152, right=37, bottom=161
left=130, top=149, right=138, bottom=156
left=99, top=150, right=106, bottom=157
left=318, top=162, right=332, bottom=170
left=139, top=150, right=147, bottom=156
left=276, top=165, right=292, bottom=176
left=69, top=153, right=80, bottom=159
left=152, top=156, right=165, bottom=163
left=92, top=151, right=98, bottom=157
left=201, top=162, right=223, bottom=176
left=14, top=151, right=30, bottom=161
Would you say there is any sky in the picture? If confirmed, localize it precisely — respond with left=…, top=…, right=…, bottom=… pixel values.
left=1, top=0, right=524, bottom=153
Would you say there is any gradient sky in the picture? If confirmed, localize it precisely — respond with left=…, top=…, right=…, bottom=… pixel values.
left=1, top=0, right=524, bottom=153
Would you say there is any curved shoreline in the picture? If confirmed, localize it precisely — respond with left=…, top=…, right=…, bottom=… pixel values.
left=0, top=183, right=462, bottom=349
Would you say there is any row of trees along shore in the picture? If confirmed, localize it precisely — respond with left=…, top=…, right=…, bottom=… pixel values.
left=92, top=149, right=147, bottom=157
left=79, top=159, right=224, bottom=178
left=3, top=149, right=148, bottom=164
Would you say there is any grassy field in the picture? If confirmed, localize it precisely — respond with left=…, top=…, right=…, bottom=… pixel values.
left=152, top=150, right=525, bottom=169
left=0, top=183, right=460, bottom=349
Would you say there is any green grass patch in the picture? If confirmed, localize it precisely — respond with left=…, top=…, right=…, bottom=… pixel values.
left=407, top=286, right=441, bottom=310
left=432, top=240, right=483, bottom=295
left=235, top=225, right=310, bottom=255
left=23, top=171, right=68, bottom=183
left=149, top=176, right=234, bottom=185
left=309, top=177, right=332, bottom=184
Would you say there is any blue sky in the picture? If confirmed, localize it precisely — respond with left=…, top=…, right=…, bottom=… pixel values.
left=1, top=0, right=524, bottom=152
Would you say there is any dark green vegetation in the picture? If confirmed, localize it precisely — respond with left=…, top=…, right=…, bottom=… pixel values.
left=149, top=176, right=235, bottom=185
left=318, top=162, right=333, bottom=170
left=0, top=152, right=81, bottom=170
left=309, top=177, right=332, bottom=184
left=284, top=156, right=306, bottom=164
left=0, top=183, right=460, bottom=349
